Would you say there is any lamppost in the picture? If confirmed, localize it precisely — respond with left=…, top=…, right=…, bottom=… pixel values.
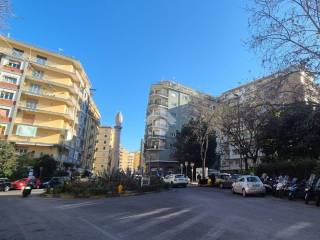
left=190, top=162, right=194, bottom=183
left=180, top=163, right=183, bottom=175
left=184, top=161, right=188, bottom=177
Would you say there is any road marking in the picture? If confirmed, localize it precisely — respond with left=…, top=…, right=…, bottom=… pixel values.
left=79, top=217, right=120, bottom=240
left=151, top=212, right=207, bottom=240
left=157, top=209, right=190, bottom=220
left=274, top=222, right=312, bottom=239
left=57, top=202, right=98, bottom=209
left=119, top=208, right=171, bottom=221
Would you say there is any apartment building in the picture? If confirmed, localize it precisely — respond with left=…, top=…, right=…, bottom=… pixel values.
left=133, top=151, right=141, bottom=172
left=218, top=69, right=318, bottom=171
left=144, top=69, right=318, bottom=174
left=93, top=126, right=114, bottom=174
left=144, top=80, right=216, bottom=175
left=0, top=36, right=100, bottom=166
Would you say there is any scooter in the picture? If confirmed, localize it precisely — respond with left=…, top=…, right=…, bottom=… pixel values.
left=314, top=178, right=320, bottom=207
left=287, top=178, right=305, bottom=200
left=304, top=174, right=317, bottom=204
left=22, top=184, right=32, bottom=198
left=276, top=175, right=289, bottom=198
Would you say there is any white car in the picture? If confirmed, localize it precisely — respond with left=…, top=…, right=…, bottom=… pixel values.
left=163, top=174, right=188, bottom=187
left=232, top=175, right=266, bottom=197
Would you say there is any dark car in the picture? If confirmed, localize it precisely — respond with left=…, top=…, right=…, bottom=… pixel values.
left=42, top=177, right=70, bottom=188
left=0, top=178, right=11, bottom=192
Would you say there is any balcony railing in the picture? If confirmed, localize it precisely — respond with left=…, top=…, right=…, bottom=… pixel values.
left=18, top=102, right=73, bottom=119
left=0, top=47, right=76, bottom=76
left=26, top=74, right=78, bottom=94
left=21, top=87, right=75, bottom=106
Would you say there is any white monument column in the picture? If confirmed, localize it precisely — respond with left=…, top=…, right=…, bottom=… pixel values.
left=112, top=112, right=123, bottom=171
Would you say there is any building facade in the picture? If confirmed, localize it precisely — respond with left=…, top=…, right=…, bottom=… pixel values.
left=144, top=70, right=318, bottom=174
left=143, top=80, right=215, bottom=175
left=0, top=36, right=100, bottom=166
left=218, top=69, right=318, bottom=171
left=93, top=126, right=114, bottom=174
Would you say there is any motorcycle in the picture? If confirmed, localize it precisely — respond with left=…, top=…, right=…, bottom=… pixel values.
left=304, top=174, right=317, bottom=204
left=314, top=178, right=320, bottom=207
left=287, top=178, right=305, bottom=200
left=22, top=185, right=32, bottom=198
left=275, top=175, right=289, bottom=198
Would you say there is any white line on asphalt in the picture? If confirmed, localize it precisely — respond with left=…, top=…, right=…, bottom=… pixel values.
left=118, top=208, right=171, bottom=221
left=157, top=209, right=191, bottom=220
left=57, top=202, right=98, bottom=209
left=151, top=212, right=208, bottom=240
left=119, top=208, right=196, bottom=238
left=79, top=217, right=121, bottom=240
left=274, top=222, right=312, bottom=239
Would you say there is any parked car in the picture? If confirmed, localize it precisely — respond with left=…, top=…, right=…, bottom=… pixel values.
left=232, top=175, right=266, bottom=197
left=0, top=178, right=11, bottom=192
left=163, top=174, right=188, bottom=187
left=42, top=176, right=70, bottom=188
left=214, top=173, right=231, bottom=188
left=11, top=177, right=41, bottom=190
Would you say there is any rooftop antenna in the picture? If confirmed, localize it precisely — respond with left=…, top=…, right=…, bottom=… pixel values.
left=7, top=32, right=10, bottom=38
left=58, top=48, right=64, bottom=54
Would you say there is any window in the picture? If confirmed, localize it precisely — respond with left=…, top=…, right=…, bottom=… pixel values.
left=0, top=108, right=9, bottom=117
left=32, top=70, right=44, bottom=79
left=26, top=99, right=38, bottom=109
left=104, top=141, right=106, bottom=144
left=103, top=147, right=106, bottom=150
left=2, top=75, right=17, bottom=84
left=171, top=132, right=176, bottom=137
left=36, top=55, right=47, bottom=65
left=7, top=60, right=21, bottom=69
left=0, top=91, right=14, bottom=100
left=29, top=84, right=41, bottom=94
left=12, top=48, right=24, bottom=57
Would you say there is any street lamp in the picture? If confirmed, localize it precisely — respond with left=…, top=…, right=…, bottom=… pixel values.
left=190, top=162, right=194, bottom=183
left=184, top=161, right=189, bottom=177
left=180, top=163, right=183, bottom=175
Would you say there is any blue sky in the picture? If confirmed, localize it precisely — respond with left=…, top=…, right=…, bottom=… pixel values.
left=6, top=0, right=267, bottom=151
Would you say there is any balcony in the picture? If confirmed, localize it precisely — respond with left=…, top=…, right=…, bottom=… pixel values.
left=150, top=90, right=169, bottom=98
left=9, top=134, right=60, bottom=146
left=18, top=102, right=74, bottom=120
left=29, top=57, right=77, bottom=80
left=21, top=87, right=75, bottom=106
left=1, top=64, right=23, bottom=74
left=13, top=120, right=67, bottom=132
left=0, top=116, right=11, bottom=123
left=25, top=74, right=78, bottom=95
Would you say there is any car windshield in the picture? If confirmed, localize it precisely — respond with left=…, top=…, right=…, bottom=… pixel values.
left=175, top=175, right=184, bottom=178
left=246, top=177, right=260, bottom=182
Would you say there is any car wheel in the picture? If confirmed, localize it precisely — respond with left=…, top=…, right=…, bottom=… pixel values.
left=219, top=183, right=224, bottom=189
left=4, top=186, right=10, bottom=192
left=242, top=189, right=247, bottom=197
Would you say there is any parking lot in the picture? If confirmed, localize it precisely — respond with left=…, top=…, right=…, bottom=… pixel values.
left=1, top=187, right=320, bottom=240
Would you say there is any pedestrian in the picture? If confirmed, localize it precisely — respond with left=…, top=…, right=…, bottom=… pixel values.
left=197, top=173, right=201, bottom=183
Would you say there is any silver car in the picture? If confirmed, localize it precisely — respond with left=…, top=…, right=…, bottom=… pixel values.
left=232, top=175, right=266, bottom=197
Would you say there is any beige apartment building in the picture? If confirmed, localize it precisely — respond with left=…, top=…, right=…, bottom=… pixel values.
left=0, top=36, right=100, bottom=167
left=93, top=126, right=114, bottom=174
left=217, top=69, right=318, bottom=171
left=144, top=68, right=318, bottom=174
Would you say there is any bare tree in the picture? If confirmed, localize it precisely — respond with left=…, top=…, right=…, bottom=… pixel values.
left=248, top=0, right=320, bottom=77
left=216, top=99, right=271, bottom=171
left=191, top=110, right=216, bottom=179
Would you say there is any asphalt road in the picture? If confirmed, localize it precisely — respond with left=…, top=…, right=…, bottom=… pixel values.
left=0, top=187, right=319, bottom=240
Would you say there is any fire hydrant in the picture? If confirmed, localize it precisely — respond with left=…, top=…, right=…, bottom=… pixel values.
left=117, top=184, right=123, bottom=194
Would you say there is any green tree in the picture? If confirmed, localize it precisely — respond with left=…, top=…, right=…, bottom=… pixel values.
left=33, top=155, right=57, bottom=180
left=173, top=118, right=218, bottom=177
left=0, top=141, right=17, bottom=177
left=258, top=103, right=320, bottom=162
